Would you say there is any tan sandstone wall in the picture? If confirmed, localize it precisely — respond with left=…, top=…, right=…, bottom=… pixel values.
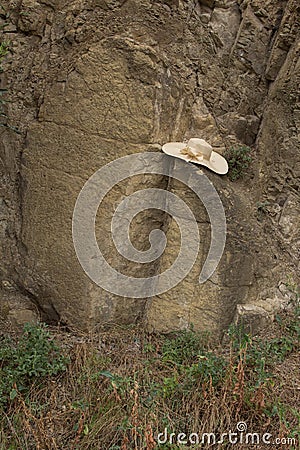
left=0, top=0, right=299, bottom=334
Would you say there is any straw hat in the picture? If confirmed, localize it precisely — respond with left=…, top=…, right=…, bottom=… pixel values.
left=162, top=138, right=228, bottom=175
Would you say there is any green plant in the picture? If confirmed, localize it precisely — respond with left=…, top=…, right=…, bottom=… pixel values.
left=161, top=375, right=179, bottom=398
left=0, top=41, right=9, bottom=66
left=0, top=318, right=299, bottom=448
left=225, top=145, right=252, bottom=181
left=256, top=200, right=270, bottom=212
left=227, top=323, right=251, bottom=351
left=256, top=200, right=270, bottom=220
left=100, top=370, right=134, bottom=398
left=0, top=323, right=69, bottom=407
left=161, top=327, right=210, bottom=366
left=227, top=311, right=299, bottom=388
left=185, top=352, right=227, bottom=386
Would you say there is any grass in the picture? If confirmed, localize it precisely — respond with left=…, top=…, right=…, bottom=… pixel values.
left=0, top=290, right=299, bottom=449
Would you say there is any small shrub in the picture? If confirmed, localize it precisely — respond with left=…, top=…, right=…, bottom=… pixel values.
left=256, top=200, right=270, bottom=220
left=227, top=312, right=299, bottom=385
left=0, top=323, right=69, bottom=407
left=161, top=327, right=210, bottom=366
left=225, top=145, right=252, bottom=181
left=185, top=352, right=227, bottom=387
left=256, top=200, right=270, bottom=213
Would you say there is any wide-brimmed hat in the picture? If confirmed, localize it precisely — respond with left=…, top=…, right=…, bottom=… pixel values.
left=162, top=138, right=228, bottom=175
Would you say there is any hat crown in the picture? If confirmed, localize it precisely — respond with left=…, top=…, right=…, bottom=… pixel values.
left=188, top=138, right=212, bottom=158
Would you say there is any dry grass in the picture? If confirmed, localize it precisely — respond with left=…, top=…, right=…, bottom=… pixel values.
left=0, top=311, right=299, bottom=450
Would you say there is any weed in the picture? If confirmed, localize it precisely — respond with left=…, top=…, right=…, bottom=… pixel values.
left=0, top=323, right=69, bottom=407
left=256, top=200, right=270, bottom=212
left=161, top=327, right=210, bottom=366
left=228, top=318, right=299, bottom=375
left=183, top=352, right=227, bottom=388
left=0, top=41, right=9, bottom=67
left=225, top=145, right=252, bottom=181
left=161, top=375, right=179, bottom=398
left=100, top=370, right=134, bottom=399
left=256, top=200, right=270, bottom=220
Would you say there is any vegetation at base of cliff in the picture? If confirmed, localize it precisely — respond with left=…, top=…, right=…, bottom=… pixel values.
left=0, top=323, right=69, bottom=408
left=0, top=291, right=299, bottom=449
left=225, top=145, right=252, bottom=181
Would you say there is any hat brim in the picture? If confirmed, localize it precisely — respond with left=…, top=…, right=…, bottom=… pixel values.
left=162, top=142, right=228, bottom=175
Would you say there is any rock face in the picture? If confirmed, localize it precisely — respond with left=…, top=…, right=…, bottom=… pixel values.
left=0, top=0, right=299, bottom=335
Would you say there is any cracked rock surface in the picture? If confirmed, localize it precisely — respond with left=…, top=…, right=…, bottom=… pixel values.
left=0, top=0, right=299, bottom=334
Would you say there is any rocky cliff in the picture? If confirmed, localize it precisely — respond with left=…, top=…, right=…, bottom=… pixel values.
left=0, top=0, right=299, bottom=335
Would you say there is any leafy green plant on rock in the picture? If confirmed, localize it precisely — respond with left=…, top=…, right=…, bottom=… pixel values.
left=225, top=145, right=252, bottom=181
left=0, top=41, right=9, bottom=62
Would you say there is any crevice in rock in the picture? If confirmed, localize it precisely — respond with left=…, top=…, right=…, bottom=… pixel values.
left=13, top=281, right=62, bottom=326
